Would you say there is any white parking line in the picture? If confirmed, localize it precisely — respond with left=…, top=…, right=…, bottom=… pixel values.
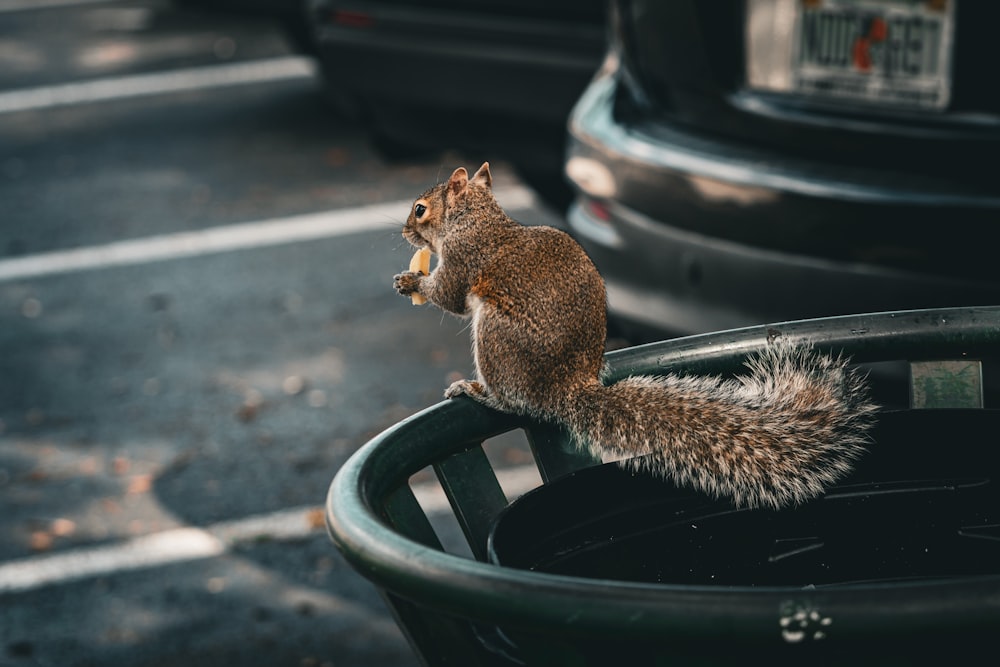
left=0, top=0, right=114, bottom=12
left=0, top=528, right=226, bottom=594
left=0, top=56, right=317, bottom=115
left=0, top=465, right=541, bottom=593
left=0, top=186, right=535, bottom=283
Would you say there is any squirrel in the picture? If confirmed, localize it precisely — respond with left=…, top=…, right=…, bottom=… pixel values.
left=393, top=162, right=878, bottom=509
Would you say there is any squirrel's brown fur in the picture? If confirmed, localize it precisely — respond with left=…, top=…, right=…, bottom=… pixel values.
left=394, top=163, right=878, bottom=509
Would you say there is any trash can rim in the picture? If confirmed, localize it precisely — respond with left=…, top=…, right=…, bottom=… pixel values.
left=326, top=305, right=1000, bottom=633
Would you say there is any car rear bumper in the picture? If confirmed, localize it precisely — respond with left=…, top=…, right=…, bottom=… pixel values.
left=566, top=71, right=1000, bottom=338
left=569, top=198, right=1000, bottom=338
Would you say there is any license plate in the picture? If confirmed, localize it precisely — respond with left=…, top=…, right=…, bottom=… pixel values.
left=747, top=0, right=956, bottom=110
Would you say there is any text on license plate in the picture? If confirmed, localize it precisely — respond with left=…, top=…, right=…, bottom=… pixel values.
left=746, top=0, right=956, bottom=110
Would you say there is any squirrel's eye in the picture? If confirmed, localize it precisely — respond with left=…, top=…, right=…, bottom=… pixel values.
left=414, top=203, right=427, bottom=218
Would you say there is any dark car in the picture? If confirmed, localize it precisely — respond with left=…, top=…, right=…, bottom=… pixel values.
left=173, top=0, right=315, bottom=52
left=565, top=0, right=1000, bottom=342
left=305, top=0, right=606, bottom=206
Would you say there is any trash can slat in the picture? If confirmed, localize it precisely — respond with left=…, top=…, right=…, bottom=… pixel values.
left=525, top=422, right=601, bottom=483
left=383, top=484, right=443, bottom=551
left=433, top=445, right=508, bottom=561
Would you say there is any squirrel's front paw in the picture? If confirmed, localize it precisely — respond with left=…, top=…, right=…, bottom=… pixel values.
left=393, top=271, right=422, bottom=297
left=445, top=379, right=486, bottom=400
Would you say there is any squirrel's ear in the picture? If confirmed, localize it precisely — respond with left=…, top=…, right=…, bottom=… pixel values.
left=447, top=167, right=469, bottom=195
left=471, top=162, right=492, bottom=189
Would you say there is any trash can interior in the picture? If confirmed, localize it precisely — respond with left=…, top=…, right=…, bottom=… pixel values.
left=489, top=409, right=1000, bottom=588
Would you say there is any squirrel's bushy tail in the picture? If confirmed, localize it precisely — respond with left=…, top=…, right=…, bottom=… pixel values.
left=563, top=343, right=878, bottom=509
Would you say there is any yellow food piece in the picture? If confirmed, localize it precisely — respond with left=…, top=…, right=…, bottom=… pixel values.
left=408, top=247, right=431, bottom=305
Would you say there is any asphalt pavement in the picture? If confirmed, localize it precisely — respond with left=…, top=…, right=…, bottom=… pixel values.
left=0, top=2, right=560, bottom=665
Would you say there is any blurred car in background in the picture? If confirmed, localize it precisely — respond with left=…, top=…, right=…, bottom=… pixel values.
left=565, top=0, right=1000, bottom=342
left=174, top=0, right=314, bottom=52
left=305, top=0, right=606, bottom=208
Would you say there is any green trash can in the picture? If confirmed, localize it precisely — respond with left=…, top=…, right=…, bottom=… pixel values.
left=326, top=306, right=1000, bottom=666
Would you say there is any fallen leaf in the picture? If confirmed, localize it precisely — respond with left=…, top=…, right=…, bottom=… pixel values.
left=305, top=508, right=325, bottom=530
left=112, top=456, right=130, bottom=475
left=29, top=531, right=53, bottom=552
left=101, top=498, right=122, bottom=514
left=127, top=474, right=153, bottom=495
left=237, top=402, right=258, bottom=423
left=50, top=518, right=76, bottom=537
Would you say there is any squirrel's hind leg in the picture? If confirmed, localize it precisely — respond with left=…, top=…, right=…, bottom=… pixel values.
left=444, top=379, right=498, bottom=405
left=444, top=379, right=511, bottom=413
left=444, top=379, right=486, bottom=400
